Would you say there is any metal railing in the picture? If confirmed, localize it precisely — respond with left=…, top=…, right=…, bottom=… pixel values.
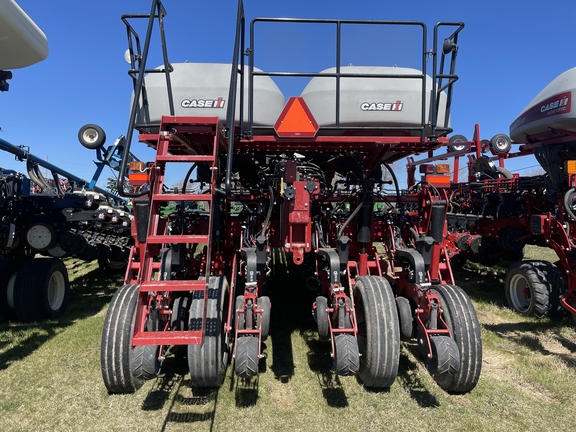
left=117, top=0, right=172, bottom=197
left=224, top=1, right=464, bottom=195
left=113, top=0, right=464, bottom=198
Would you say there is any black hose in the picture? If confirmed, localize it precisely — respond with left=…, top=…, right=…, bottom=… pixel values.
left=383, top=162, right=402, bottom=209
left=258, top=185, right=274, bottom=237
left=337, top=175, right=368, bottom=240
left=181, top=163, right=197, bottom=194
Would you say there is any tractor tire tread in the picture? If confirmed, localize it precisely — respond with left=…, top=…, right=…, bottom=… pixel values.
left=429, top=336, right=461, bottom=390
left=431, top=284, right=482, bottom=393
left=235, top=336, right=259, bottom=378
left=101, top=283, right=144, bottom=394
left=333, top=333, right=360, bottom=376
left=355, top=276, right=400, bottom=389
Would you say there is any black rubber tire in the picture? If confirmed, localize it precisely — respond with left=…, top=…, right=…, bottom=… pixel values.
left=188, top=276, right=230, bottom=388
left=98, top=255, right=128, bottom=274
left=431, top=284, right=482, bottom=393
left=0, top=259, right=22, bottom=322
left=333, top=333, right=360, bottom=376
left=395, top=296, right=413, bottom=341
left=427, top=336, right=461, bottom=390
left=235, top=336, right=259, bottom=378
left=171, top=296, right=189, bottom=331
left=490, top=133, right=512, bottom=155
left=448, top=134, right=469, bottom=152
left=498, top=228, right=527, bottom=255
left=449, top=252, right=468, bottom=269
left=132, top=345, right=161, bottom=380
left=257, top=296, right=271, bottom=341
left=235, top=295, right=245, bottom=330
left=542, top=263, right=569, bottom=321
left=505, top=260, right=567, bottom=320
left=476, top=237, right=503, bottom=267
left=13, top=258, right=69, bottom=322
left=354, top=276, right=400, bottom=388
left=315, top=296, right=330, bottom=341
left=78, top=124, right=106, bottom=149
left=101, top=283, right=144, bottom=394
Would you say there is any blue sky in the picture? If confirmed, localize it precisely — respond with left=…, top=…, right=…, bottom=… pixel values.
left=2, top=0, right=576, bottom=188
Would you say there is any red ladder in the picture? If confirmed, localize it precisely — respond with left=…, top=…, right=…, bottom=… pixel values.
left=131, top=116, right=226, bottom=346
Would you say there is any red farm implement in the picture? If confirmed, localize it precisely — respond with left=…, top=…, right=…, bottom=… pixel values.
left=412, top=67, right=576, bottom=323
left=99, top=0, right=482, bottom=395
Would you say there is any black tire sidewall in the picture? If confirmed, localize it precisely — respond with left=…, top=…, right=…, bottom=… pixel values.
left=13, top=258, right=69, bottom=321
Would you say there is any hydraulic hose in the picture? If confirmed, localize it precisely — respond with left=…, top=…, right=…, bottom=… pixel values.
left=337, top=176, right=367, bottom=240
left=383, top=162, right=402, bottom=209
left=258, top=185, right=274, bottom=237
left=181, top=163, right=197, bottom=194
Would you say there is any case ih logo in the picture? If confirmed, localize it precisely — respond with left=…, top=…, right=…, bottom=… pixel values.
left=181, top=97, right=225, bottom=108
left=540, top=94, right=570, bottom=114
left=360, top=101, right=403, bottom=111
left=510, top=91, right=571, bottom=132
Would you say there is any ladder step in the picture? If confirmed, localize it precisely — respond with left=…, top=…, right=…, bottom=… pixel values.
left=133, top=330, right=203, bottom=346
left=156, top=155, right=215, bottom=163
left=147, top=234, right=209, bottom=244
left=140, top=279, right=206, bottom=292
left=152, top=193, right=212, bottom=202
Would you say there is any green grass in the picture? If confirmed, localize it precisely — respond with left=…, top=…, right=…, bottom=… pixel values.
left=0, top=249, right=575, bottom=431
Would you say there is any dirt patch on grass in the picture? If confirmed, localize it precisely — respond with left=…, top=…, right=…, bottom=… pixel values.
left=267, top=379, right=298, bottom=410
left=482, top=349, right=557, bottom=403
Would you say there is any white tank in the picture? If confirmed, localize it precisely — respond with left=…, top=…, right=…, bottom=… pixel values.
left=509, top=67, right=576, bottom=142
left=136, top=63, right=286, bottom=127
left=299, top=66, right=449, bottom=132
left=0, top=0, right=48, bottom=69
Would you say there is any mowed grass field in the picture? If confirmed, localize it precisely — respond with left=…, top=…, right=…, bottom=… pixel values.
left=1, top=246, right=576, bottom=432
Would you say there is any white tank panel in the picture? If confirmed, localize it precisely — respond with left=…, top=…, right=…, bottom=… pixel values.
left=0, top=0, right=49, bottom=69
left=300, top=66, right=448, bottom=130
left=510, top=67, right=576, bottom=142
left=138, top=63, right=286, bottom=126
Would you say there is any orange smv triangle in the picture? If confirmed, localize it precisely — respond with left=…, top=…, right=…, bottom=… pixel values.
left=274, top=97, right=319, bottom=138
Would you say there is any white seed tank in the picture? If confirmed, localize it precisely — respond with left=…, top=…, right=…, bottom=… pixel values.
left=299, top=66, right=449, bottom=132
left=0, top=0, right=49, bottom=69
left=510, top=67, right=576, bottom=142
left=135, top=63, right=286, bottom=127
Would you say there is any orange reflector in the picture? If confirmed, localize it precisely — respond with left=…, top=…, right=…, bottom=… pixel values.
left=566, top=160, right=576, bottom=174
left=436, top=164, right=450, bottom=174
left=129, top=172, right=148, bottom=186
left=274, top=97, right=319, bottom=138
left=425, top=175, right=451, bottom=188
left=129, top=161, right=146, bottom=171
